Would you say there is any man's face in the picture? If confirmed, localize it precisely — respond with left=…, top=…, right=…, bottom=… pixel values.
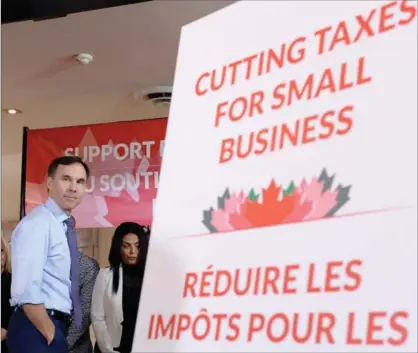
left=47, top=163, right=88, bottom=212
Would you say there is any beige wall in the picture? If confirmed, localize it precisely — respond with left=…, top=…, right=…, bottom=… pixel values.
left=2, top=221, right=116, bottom=269
left=80, top=227, right=116, bottom=268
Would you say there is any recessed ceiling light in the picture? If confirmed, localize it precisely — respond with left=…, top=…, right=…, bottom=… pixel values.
left=2, top=108, right=22, bottom=115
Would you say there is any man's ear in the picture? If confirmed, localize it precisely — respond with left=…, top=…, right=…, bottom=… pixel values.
left=47, top=177, right=53, bottom=192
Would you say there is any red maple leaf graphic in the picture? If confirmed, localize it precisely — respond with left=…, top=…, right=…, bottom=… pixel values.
left=245, top=180, right=296, bottom=227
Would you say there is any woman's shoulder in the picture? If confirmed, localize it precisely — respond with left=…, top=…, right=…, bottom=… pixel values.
left=95, top=267, right=117, bottom=290
left=98, top=266, right=114, bottom=279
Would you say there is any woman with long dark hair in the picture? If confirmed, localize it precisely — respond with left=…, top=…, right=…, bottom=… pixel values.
left=91, top=222, right=150, bottom=353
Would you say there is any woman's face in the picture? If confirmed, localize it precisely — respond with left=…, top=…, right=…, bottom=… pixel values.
left=1, top=241, right=6, bottom=272
left=121, top=233, right=140, bottom=265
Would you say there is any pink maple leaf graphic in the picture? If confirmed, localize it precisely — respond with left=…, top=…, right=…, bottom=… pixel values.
left=297, top=177, right=338, bottom=220
left=210, top=192, right=252, bottom=231
left=281, top=190, right=313, bottom=224
left=211, top=209, right=234, bottom=232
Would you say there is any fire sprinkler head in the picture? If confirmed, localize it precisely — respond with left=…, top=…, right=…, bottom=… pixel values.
left=75, top=53, right=94, bottom=65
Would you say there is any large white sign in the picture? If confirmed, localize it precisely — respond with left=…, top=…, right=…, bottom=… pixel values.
left=133, top=1, right=417, bottom=351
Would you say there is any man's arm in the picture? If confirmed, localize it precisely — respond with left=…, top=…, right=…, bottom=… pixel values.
left=11, top=219, right=55, bottom=343
left=21, top=304, right=55, bottom=343
left=67, top=253, right=100, bottom=349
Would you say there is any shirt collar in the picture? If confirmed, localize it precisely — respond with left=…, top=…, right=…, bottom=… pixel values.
left=44, top=198, right=70, bottom=223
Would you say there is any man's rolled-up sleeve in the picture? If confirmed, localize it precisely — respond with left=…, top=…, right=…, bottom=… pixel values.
left=11, top=219, right=49, bottom=305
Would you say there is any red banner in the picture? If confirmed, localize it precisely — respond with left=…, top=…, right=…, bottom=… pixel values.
left=25, top=118, right=167, bottom=228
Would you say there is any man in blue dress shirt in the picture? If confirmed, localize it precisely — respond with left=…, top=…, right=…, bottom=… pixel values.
left=7, top=156, right=90, bottom=353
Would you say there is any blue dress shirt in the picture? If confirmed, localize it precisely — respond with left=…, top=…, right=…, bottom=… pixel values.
left=10, top=198, right=72, bottom=314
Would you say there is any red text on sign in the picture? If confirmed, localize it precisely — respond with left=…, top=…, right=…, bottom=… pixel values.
left=314, top=0, right=417, bottom=55
left=182, top=260, right=363, bottom=299
left=219, top=104, right=354, bottom=164
left=346, top=311, right=409, bottom=346
left=307, top=259, right=363, bottom=293
left=195, top=37, right=307, bottom=97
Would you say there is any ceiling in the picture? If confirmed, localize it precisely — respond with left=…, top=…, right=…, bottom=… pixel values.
left=1, top=0, right=153, bottom=24
left=1, top=0, right=236, bottom=222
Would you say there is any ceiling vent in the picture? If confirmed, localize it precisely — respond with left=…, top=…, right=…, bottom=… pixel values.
left=136, top=85, right=172, bottom=108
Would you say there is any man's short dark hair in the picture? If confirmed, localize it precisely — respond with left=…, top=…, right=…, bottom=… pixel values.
left=47, top=156, right=90, bottom=179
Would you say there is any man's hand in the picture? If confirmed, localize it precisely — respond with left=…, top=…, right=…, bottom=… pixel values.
left=1, top=328, right=7, bottom=341
left=22, top=304, right=56, bottom=344
left=45, top=324, right=55, bottom=345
